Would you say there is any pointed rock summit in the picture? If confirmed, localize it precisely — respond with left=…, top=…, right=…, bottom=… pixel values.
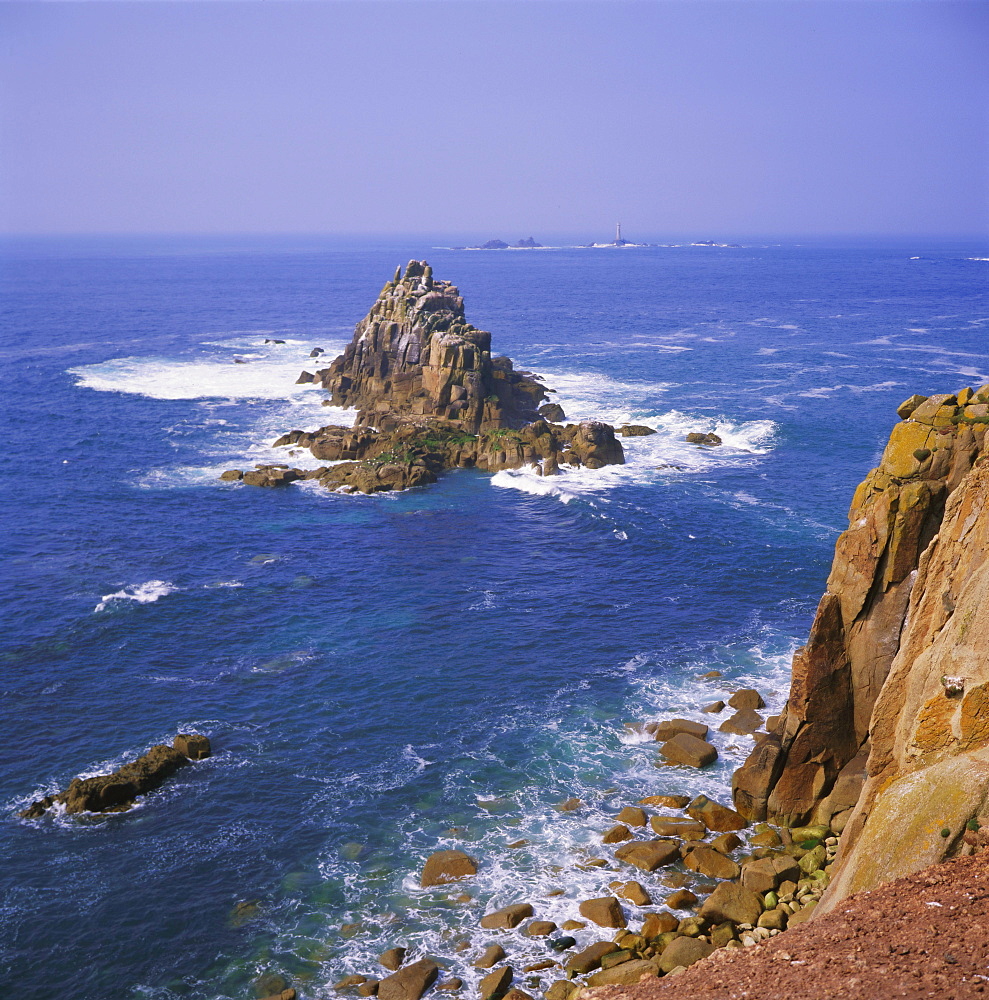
left=317, top=260, right=547, bottom=434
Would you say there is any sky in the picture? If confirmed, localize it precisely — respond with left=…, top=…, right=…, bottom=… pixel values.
left=0, top=1, right=986, bottom=238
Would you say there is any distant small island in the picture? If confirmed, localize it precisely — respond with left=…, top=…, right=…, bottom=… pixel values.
left=451, top=236, right=544, bottom=250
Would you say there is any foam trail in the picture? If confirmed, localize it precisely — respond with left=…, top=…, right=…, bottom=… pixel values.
left=94, top=580, right=177, bottom=613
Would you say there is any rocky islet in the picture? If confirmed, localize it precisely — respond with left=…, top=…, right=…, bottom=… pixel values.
left=223, top=261, right=626, bottom=494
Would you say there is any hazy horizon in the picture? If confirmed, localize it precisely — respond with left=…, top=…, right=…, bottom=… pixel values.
left=2, top=1, right=987, bottom=239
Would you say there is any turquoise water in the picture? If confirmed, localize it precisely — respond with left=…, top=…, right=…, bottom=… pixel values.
left=1, top=236, right=986, bottom=998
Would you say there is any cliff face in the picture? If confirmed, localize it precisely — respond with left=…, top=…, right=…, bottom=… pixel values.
left=813, top=456, right=989, bottom=911
left=733, top=387, right=989, bottom=833
left=313, top=260, right=548, bottom=434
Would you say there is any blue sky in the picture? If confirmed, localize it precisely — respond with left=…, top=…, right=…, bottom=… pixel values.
left=1, top=1, right=986, bottom=237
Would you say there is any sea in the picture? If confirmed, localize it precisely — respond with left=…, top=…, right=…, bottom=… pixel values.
left=1, top=235, right=986, bottom=999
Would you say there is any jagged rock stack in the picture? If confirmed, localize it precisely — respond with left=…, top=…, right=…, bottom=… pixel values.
left=312, top=260, right=547, bottom=434
left=225, top=261, right=626, bottom=493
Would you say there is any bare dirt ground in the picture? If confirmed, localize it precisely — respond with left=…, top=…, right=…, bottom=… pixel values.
left=583, top=850, right=989, bottom=1000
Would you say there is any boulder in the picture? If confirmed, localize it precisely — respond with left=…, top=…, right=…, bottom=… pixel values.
left=474, top=946, right=506, bottom=969
left=727, top=689, right=765, bottom=711
left=587, top=959, right=659, bottom=986
left=640, top=911, right=679, bottom=938
left=539, top=403, right=566, bottom=422
left=420, top=850, right=477, bottom=887
left=379, top=948, right=406, bottom=971
left=702, top=701, right=725, bottom=714
left=579, top=897, right=625, bottom=928
left=480, top=904, right=533, bottom=929
left=436, top=981, right=463, bottom=993
left=477, top=967, right=513, bottom=1000
left=651, top=719, right=710, bottom=742
left=602, top=824, right=633, bottom=844
left=683, top=845, right=741, bottom=880
left=686, top=795, right=747, bottom=832
left=639, top=794, right=690, bottom=808
left=173, top=733, right=211, bottom=760
left=649, top=816, right=706, bottom=838
left=665, top=889, right=698, bottom=909
left=658, top=734, right=718, bottom=768
left=565, top=941, right=620, bottom=975
left=697, top=882, right=762, bottom=926
left=614, top=839, right=680, bottom=871
left=616, top=806, right=648, bottom=827
left=220, top=469, right=243, bottom=481
left=740, top=855, right=800, bottom=892
left=719, top=709, right=763, bottom=735
left=658, top=937, right=715, bottom=974
left=619, top=425, right=657, bottom=437
left=609, top=881, right=651, bottom=906
left=526, top=921, right=557, bottom=937
left=378, top=960, right=439, bottom=1000
left=710, top=831, right=742, bottom=854
left=896, top=394, right=928, bottom=419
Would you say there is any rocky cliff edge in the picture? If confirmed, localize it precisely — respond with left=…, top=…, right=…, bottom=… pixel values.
left=732, top=385, right=989, bottom=908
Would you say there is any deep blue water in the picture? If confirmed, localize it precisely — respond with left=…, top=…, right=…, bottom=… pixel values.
left=1, top=236, right=986, bottom=999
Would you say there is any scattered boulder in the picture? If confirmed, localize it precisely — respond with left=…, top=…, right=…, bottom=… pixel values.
left=616, top=806, right=648, bottom=827
left=480, top=904, right=533, bottom=929
left=719, top=709, right=763, bottom=735
left=587, top=959, right=659, bottom=986
left=436, top=981, right=463, bottom=992
left=686, top=795, right=747, bottom=832
left=620, top=425, right=657, bottom=437
left=697, top=882, right=763, bottom=926
left=557, top=797, right=582, bottom=812
left=550, top=936, right=577, bottom=952
left=477, top=967, right=513, bottom=1000
left=526, top=920, right=557, bottom=937
left=649, top=816, right=706, bottom=838
left=641, top=912, right=679, bottom=937
left=310, top=348, right=325, bottom=357
left=614, top=839, right=680, bottom=872
left=379, top=948, right=406, bottom=971
left=727, top=689, right=765, bottom=711
left=740, top=855, right=800, bottom=892
left=602, top=824, right=633, bottom=844
left=610, top=881, right=651, bottom=906
left=666, top=888, right=698, bottom=909
left=651, top=719, right=710, bottom=742
left=683, top=845, right=741, bottom=880
left=685, top=432, right=722, bottom=447
left=378, top=960, right=439, bottom=1000
left=658, top=734, right=718, bottom=768
left=702, top=701, right=725, bottom=714
left=220, top=469, right=243, bottom=481
left=710, top=831, right=742, bottom=854
left=539, top=403, right=566, bottom=422
left=565, top=941, right=620, bottom=975
left=579, top=897, right=626, bottom=929
left=420, top=849, right=477, bottom=887
left=658, top=936, right=715, bottom=973
left=474, top=946, right=506, bottom=969
left=639, top=794, right=690, bottom=809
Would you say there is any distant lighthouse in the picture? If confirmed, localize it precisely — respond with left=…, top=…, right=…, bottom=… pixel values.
left=615, top=223, right=626, bottom=246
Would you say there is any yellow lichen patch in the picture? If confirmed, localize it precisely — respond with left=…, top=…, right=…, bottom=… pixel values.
left=880, top=421, right=935, bottom=478
left=911, top=693, right=957, bottom=756
left=960, top=683, right=989, bottom=750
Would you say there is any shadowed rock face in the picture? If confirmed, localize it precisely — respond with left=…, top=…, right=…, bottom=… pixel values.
left=315, top=260, right=548, bottom=434
left=732, top=386, right=989, bottom=829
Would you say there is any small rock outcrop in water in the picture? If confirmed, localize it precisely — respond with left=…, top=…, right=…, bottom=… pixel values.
left=732, top=385, right=989, bottom=907
left=229, top=261, right=625, bottom=493
left=19, top=734, right=211, bottom=818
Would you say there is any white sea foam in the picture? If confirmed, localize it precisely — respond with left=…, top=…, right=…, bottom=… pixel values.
left=69, top=334, right=346, bottom=402
left=94, top=580, right=177, bottom=613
